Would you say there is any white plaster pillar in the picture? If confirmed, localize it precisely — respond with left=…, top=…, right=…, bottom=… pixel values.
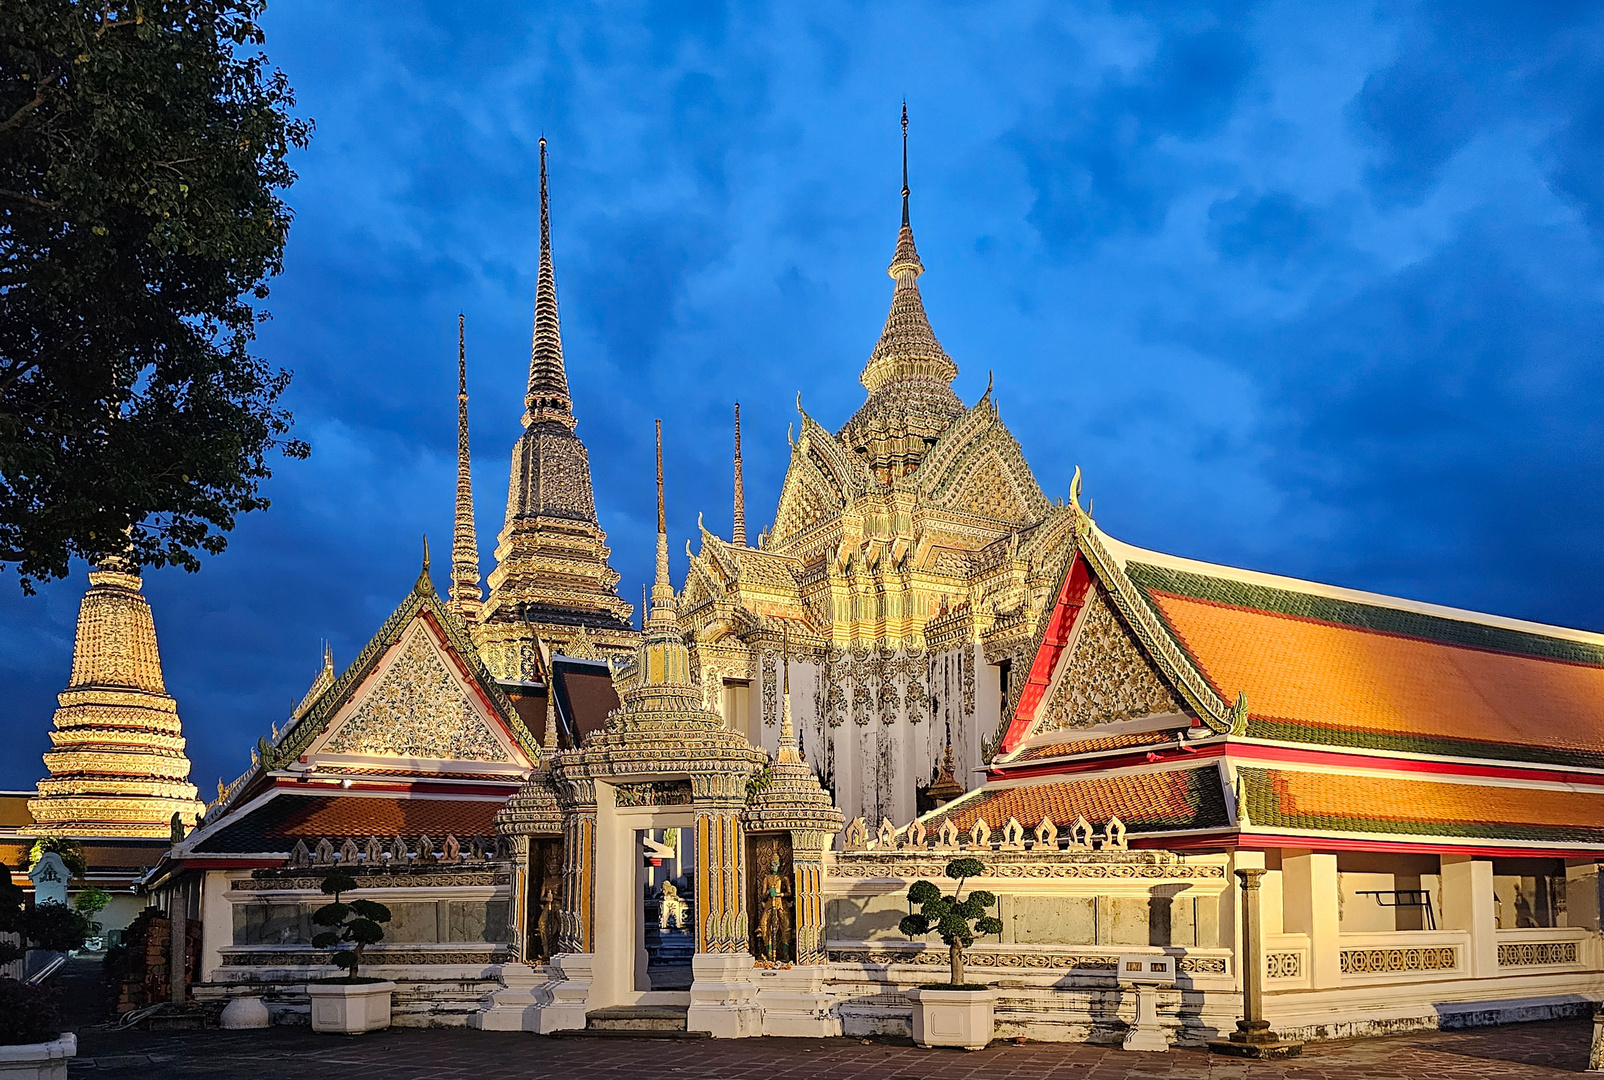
left=1440, top=855, right=1497, bottom=978
left=199, top=872, right=233, bottom=983
left=1281, top=849, right=1340, bottom=989
left=972, top=645, right=1001, bottom=772
left=1566, top=860, right=1603, bottom=930
left=1259, top=866, right=1284, bottom=936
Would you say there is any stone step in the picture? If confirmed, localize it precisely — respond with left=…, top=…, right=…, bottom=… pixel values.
left=581, top=1005, right=699, bottom=1037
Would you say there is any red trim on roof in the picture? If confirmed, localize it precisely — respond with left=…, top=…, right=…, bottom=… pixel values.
left=992, top=742, right=1226, bottom=780
left=993, top=738, right=1604, bottom=789
left=1227, top=741, right=1604, bottom=788
left=1001, top=553, right=1093, bottom=754
left=1151, top=832, right=1604, bottom=860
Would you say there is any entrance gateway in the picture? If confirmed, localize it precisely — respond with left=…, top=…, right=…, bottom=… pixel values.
left=477, top=424, right=842, bottom=1036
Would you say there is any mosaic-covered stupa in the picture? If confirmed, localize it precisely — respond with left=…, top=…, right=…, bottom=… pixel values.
left=28, top=562, right=203, bottom=838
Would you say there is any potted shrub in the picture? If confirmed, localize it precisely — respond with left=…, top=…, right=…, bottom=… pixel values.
left=306, top=870, right=395, bottom=1034
left=899, top=856, right=1004, bottom=1051
left=0, top=862, right=87, bottom=1078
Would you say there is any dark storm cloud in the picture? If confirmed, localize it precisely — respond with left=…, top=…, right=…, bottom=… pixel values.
left=3, top=2, right=1602, bottom=795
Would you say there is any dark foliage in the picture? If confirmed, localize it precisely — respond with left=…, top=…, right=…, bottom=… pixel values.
left=0, top=977, right=59, bottom=1045
left=0, top=860, right=92, bottom=965
left=311, top=870, right=390, bottom=979
left=0, top=0, right=311, bottom=590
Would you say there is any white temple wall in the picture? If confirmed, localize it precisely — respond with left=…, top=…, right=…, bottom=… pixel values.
left=822, top=841, right=1604, bottom=1045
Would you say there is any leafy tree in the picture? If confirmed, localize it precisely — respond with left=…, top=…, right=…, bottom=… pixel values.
left=73, top=884, right=110, bottom=922
left=310, top=871, right=390, bottom=981
left=0, top=0, right=311, bottom=591
left=899, top=857, right=1004, bottom=987
left=27, top=837, right=83, bottom=879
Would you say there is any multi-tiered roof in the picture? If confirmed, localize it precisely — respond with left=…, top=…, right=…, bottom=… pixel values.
left=29, top=562, right=203, bottom=838
left=929, top=492, right=1604, bottom=857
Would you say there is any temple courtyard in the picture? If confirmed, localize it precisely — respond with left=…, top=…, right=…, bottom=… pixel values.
left=62, top=1020, right=1592, bottom=1079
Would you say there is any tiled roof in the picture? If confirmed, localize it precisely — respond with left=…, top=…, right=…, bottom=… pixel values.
left=192, top=792, right=504, bottom=855
left=1005, top=729, right=1186, bottom=763
left=1241, top=767, right=1604, bottom=844
left=1128, top=564, right=1604, bottom=767
left=924, top=766, right=1228, bottom=835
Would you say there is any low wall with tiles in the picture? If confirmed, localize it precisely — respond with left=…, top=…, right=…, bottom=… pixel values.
left=823, top=846, right=1241, bottom=1044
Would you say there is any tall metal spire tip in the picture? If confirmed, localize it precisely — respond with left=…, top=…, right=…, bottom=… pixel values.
left=901, top=101, right=910, bottom=228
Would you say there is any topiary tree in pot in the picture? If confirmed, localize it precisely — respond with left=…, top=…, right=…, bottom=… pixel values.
left=305, top=870, right=397, bottom=1035
left=310, top=871, right=391, bottom=982
left=899, top=857, right=1004, bottom=988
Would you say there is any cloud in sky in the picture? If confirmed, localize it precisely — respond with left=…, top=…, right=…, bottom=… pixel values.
left=3, top=1, right=1602, bottom=792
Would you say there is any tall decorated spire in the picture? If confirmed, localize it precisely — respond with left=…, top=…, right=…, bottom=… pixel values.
left=840, top=104, right=964, bottom=480
left=28, top=563, right=203, bottom=837
left=478, top=136, right=637, bottom=675
left=449, top=314, right=482, bottom=622
left=526, top=136, right=574, bottom=427
left=732, top=402, right=746, bottom=547
left=628, top=419, right=698, bottom=701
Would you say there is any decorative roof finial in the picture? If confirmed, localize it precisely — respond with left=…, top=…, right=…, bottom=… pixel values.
left=732, top=402, right=746, bottom=547
left=650, top=419, right=673, bottom=617
left=525, top=136, right=575, bottom=426
left=415, top=535, right=434, bottom=595
left=778, top=625, right=800, bottom=762
left=449, top=314, right=482, bottom=622
left=543, top=678, right=560, bottom=753
left=901, top=100, right=910, bottom=229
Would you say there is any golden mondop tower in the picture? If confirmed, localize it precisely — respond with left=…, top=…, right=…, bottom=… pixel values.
left=28, top=562, right=203, bottom=838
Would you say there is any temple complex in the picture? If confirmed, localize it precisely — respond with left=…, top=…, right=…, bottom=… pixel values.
left=26, top=118, right=1604, bottom=1047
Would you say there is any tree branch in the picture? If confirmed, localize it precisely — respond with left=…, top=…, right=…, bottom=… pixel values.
left=0, top=74, right=59, bottom=135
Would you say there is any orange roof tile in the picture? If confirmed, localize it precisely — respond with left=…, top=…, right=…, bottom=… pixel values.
left=194, top=793, right=504, bottom=854
left=1147, top=590, right=1604, bottom=762
left=925, top=766, right=1228, bottom=835
left=1241, top=767, right=1604, bottom=843
left=1007, top=729, right=1184, bottom=763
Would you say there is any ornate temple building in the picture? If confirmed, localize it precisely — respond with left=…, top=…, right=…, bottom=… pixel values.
left=678, top=111, right=1073, bottom=826
left=28, top=561, right=203, bottom=839
left=469, top=137, right=638, bottom=682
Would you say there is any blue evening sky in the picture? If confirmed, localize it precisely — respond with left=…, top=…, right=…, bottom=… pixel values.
left=3, top=2, right=1602, bottom=794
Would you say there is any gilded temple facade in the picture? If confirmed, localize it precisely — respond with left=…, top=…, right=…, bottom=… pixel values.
left=678, top=128, right=1074, bottom=826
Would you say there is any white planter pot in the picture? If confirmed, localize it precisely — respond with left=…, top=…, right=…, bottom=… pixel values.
left=908, top=988, right=995, bottom=1051
left=219, top=995, right=272, bottom=1029
left=0, top=1033, right=76, bottom=1080
left=307, top=981, right=395, bottom=1035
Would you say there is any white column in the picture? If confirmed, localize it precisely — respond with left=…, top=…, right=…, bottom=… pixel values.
left=199, top=872, right=233, bottom=982
left=1282, top=850, right=1340, bottom=989
left=1440, top=855, right=1497, bottom=977
left=1566, top=860, right=1602, bottom=930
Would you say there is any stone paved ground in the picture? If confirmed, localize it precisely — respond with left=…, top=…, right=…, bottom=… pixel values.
left=65, top=1018, right=1594, bottom=1079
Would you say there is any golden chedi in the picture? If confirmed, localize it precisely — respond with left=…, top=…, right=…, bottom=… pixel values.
left=28, top=562, right=203, bottom=838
